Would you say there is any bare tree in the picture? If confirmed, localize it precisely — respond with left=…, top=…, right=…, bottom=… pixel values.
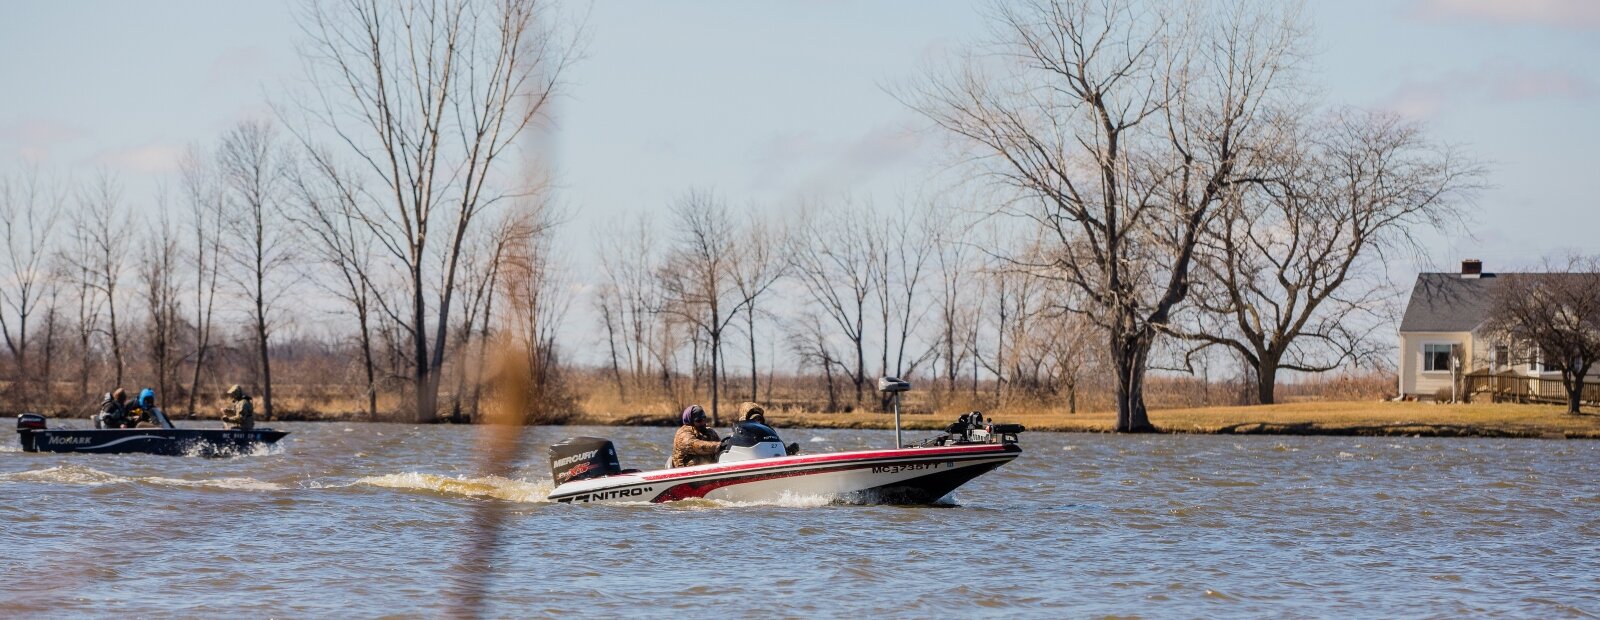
left=289, top=151, right=383, bottom=419
left=294, top=0, right=578, bottom=423
left=1483, top=257, right=1600, bottom=415
left=791, top=200, right=874, bottom=408
left=1183, top=108, right=1481, bottom=403
left=138, top=204, right=184, bottom=408
left=595, top=215, right=665, bottom=399
left=657, top=190, right=747, bottom=423
left=930, top=228, right=976, bottom=395
left=786, top=313, right=842, bottom=412
left=0, top=169, right=64, bottom=405
left=730, top=214, right=786, bottom=402
left=498, top=205, right=570, bottom=423
left=180, top=147, right=227, bottom=416
left=218, top=120, right=295, bottom=420
left=912, top=0, right=1306, bottom=431
left=867, top=201, right=937, bottom=407
left=62, top=228, right=105, bottom=403
left=70, top=173, right=132, bottom=389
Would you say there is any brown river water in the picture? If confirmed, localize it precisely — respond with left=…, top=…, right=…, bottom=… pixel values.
left=2, top=421, right=1598, bottom=618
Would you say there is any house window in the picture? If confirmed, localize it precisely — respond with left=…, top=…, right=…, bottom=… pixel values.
left=1423, top=344, right=1454, bottom=372
left=1493, top=345, right=1509, bottom=371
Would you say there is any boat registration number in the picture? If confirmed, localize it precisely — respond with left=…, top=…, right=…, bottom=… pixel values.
left=871, top=462, right=940, bottom=474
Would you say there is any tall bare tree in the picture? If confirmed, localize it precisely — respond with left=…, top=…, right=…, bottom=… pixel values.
left=218, top=120, right=294, bottom=420
left=70, top=173, right=132, bottom=389
left=1483, top=257, right=1600, bottom=415
left=180, top=147, right=227, bottom=416
left=791, top=200, right=874, bottom=408
left=931, top=228, right=976, bottom=395
left=139, top=205, right=184, bottom=407
left=290, top=151, right=384, bottom=419
left=295, top=0, right=578, bottom=423
left=595, top=215, right=664, bottom=399
left=1183, top=108, right=1480, bottom=403
left=0, top=169, right=64, bottom=404
left=657, top=190, right=747, bottom=423
left=498, top=204, right=570, bottom=423
left=867, top=202, right=937, bottom=406
left=730, top=214, right=786, bottom=402
left=913, top=0, right=1305, bottom=431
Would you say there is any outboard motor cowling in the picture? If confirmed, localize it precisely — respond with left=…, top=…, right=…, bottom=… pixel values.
left=17, top=413, right=45, bottom=452
left=548, top=437, right=622, bottom=484
left=719, top=422, right=788, bottom=463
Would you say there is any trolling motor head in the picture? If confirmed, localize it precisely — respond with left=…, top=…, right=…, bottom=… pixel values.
left=877, top=377, right=911, bottom=393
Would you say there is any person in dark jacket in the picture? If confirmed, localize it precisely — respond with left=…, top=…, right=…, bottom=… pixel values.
left=738, top=401, right=799, bottom=455
left=670, top=405, right=721, bottom=468
left=96, top=388, right=131, bottom=429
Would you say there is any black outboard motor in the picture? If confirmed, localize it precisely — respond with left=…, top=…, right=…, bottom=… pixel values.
left=17, top=413, right=46, bottom=453
left=548, top=437, right=622, bottom=484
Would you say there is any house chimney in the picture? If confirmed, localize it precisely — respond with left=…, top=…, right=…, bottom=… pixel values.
left=1461, top=259, right=1483, bottom=278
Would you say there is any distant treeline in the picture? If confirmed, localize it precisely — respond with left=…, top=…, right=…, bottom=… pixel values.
left=0, top=0, right=1481, bottom=428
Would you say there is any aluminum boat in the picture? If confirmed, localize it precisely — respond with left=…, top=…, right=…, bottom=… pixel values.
left=16, top=413, right=288, bottom=456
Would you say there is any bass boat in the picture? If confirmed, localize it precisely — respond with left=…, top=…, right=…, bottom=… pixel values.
left=15, top=413, right=288, bottom=456
left=546, top=411, right=1024, bottom=505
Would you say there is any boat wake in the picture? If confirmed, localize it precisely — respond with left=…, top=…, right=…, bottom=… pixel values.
left=0, top=464, right=286, bottom=490
left=353, top=472, right=553, bottom=503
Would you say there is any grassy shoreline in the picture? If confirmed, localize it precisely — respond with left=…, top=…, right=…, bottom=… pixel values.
left=568, top=401, right=1600, bottom=439
left=18, top=400, right=1596, bottom=439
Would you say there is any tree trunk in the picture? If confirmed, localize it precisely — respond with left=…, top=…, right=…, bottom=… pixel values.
left=108, top=297, right=123, bottom=387
left=360, top=311, right=378, bottom=421
left=747, top=305, right=758, bottom=402
left=256, top=311, right=273, bottom=420
left=1565, top=367, right=1590, bottom=415
left=1255, top=352, right=1281, bottom=405
left=1111, top=331, right=1156, bottom=433
left=412, top=262, right=434, bottom=423
left=710, top=330, right=721, bottom=425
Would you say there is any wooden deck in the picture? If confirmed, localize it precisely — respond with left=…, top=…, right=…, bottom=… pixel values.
left=1462, top=372, right=1600, bottom=406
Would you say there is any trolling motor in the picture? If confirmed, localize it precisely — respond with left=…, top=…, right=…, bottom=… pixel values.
left=879, top=376, right=912, bottom=448
left=912, top=411, right=1026, bottom=447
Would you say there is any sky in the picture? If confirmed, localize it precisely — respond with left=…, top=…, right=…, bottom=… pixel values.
left=2, top=0, right=1598, bottom=359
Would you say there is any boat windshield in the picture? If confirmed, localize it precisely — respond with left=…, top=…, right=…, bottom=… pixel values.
left=727, top=422, right=781, bottom=447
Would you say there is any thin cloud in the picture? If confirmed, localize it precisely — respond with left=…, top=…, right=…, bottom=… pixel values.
left=744, top=124, right=926, bottom=195
left=207, top=46, right=269, bottom=86
left=1379, top=62, right=1596, bottom=118
left=0, top=118, right=86, bottom=161
left=95, top=143, right=185, bottom=174
left=1409, top=0, right=1600, bottom=30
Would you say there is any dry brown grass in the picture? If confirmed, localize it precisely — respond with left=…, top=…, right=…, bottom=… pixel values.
left=571, top=399, right=1600, bottom=439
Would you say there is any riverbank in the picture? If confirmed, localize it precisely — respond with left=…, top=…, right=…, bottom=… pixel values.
left=14, top=400, right=1596, bottom=439
left=570, top=401, right=1600, bottom=439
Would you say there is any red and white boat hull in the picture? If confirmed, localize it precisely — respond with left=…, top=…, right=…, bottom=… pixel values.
left=548, top=443, right=1021, bottom=505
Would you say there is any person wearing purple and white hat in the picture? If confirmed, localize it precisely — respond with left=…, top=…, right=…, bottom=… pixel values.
left=670, top=404, right=722, bottom=468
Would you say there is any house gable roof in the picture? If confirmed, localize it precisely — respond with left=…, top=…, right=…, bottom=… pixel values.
left=1399, top=272, right=1591, bottom=333
left=1399, top=272, right=1501, bottom=332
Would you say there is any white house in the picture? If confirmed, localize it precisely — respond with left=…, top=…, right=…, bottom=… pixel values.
left=1396, top=259, right=1594, bottom=400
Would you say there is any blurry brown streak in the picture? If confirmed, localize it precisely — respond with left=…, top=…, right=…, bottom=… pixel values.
left=451, top=346, right=533, bottom=617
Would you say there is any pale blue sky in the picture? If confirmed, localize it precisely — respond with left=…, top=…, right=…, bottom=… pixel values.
left=2, top=0, right=1596, bottom=276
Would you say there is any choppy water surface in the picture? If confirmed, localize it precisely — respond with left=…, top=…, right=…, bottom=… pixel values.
left=3, top=422, right=1598, bottom=618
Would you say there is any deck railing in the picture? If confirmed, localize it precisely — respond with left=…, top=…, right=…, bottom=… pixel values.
left=1461, top=372, right=1600, bottom=406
